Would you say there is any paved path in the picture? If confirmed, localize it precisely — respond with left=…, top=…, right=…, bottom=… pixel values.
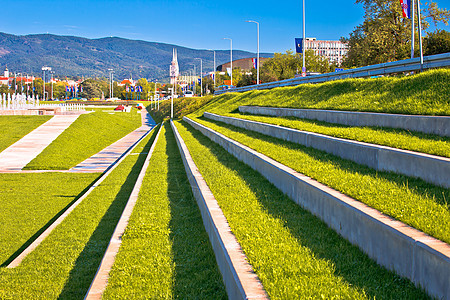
left=0, top=115, right=81, bottom=171
left=69, top=109, right=156, bottom=173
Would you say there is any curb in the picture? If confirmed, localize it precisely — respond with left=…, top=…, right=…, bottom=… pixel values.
left=171, top=120, right=268, bottom=300
left=184, top=116, right=450, bottom=300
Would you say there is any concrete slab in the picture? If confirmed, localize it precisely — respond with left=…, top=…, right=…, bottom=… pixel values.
left=0, top=115, right=80, bottom=171
left=171, top=120, right=268, bottom=300
left=239, top=106, right=450, bottom=137
left=204, top=112, right=450, bottom=188
left=184, top=116, right=450, bottom=300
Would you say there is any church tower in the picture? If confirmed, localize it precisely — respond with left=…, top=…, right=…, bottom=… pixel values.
left=169, top=48, right=179, bottom=85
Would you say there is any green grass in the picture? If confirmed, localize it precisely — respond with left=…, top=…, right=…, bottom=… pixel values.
left=0, top=172, right=99, bottom=266
left=103, top=123, right=226, bottom=299
left=148, top=96, right=213, bottom=123
left=190, top=117, right=450, bottom=244
left=209, top=69, right=450, bottom=115
left=212, top=112, right=450, bottom=158
left=0, top=127, right=157, bottom=299
left=0, top=116, right=52, bottom=152
left=174, top=120, right=429, bottom=299
left=23, top=109, right=142, bottom=170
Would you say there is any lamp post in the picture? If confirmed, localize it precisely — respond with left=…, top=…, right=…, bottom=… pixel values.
left=169, top=87, right=174, bottom=118
left=208, top=49, right=216, bottom=90
left=246, top=20, right=260, bottom=85
left=50, top=71, right=54, bottom=100
left=41, top=67, right=51, bottom=101
left=223, top=38, right=233, bottom=87
left=195, top=58, right=203, bottom=97
left=108, top=68, right=114, bottom=99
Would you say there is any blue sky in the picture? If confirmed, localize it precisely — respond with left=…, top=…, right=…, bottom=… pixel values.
left=1, top=0, right=449, bottom=54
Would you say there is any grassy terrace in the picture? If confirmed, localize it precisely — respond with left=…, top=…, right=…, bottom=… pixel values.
left=189, top=117, right=450, bottom=245
left=215, top=113, right=450, bottom=158
left=24, top=108, right=142, bottom=170
left=0, top=115, right=52, bottom=152
left=148, top=96, right=213, bottom=123
left=175, top=120, right=429, bottom=299
left=0, top=127, right=157, bottom=299
left=104, top=123, right=226, bottom=299
left=0, top=172, right=99, bottom=266
left=214, top=69, right=450, bottom=115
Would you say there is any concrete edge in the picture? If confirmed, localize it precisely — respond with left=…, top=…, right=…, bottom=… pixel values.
left=84, top=124, right=162, bottom=300
left=6, top=123, right=155, bottom=269
left=239, top=106, right=450, bottom=137
left=204, top=112, right=450, bottom=189
left=184, top=116, right=450, bottom=300
left=170, top=120, right=269, bottom=300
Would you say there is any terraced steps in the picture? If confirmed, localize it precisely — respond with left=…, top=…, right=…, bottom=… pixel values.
left=182, top=116, right=450, bottom=299
left=204, top=112, right=450, bottom=188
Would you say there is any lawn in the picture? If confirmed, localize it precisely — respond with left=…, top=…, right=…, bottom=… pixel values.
left=0, top=116, right=52, bottom=152
left=174, top=120, right=429, bottom=299
left=104, top=123, right=226, bottom=299
left=23, top=109, right=142, bottom=170
left=0, top=126, right=157, bottom=299
left=189, top=117, right=450, bottom=244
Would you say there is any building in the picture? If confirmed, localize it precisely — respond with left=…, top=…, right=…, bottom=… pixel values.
left=216, top=57, right=270, bottom=73
left=302, top=38, right=348, bottom=66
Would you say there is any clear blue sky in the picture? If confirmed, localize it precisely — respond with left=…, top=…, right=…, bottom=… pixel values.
left=1, top=0, right=449, bottom=54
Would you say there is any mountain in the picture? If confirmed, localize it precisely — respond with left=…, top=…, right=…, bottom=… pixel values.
left=0, top=32, right=272, bottom=81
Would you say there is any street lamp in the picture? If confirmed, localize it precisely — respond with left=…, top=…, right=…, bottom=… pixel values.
left=169, top=87, right=174, bottom=118
left=41, top=66, right=51, bottom=101
left=50, top=71, right=54, bottom=100
left=195, top=58, right=203, bottom=97
left=108, top=68, right=114, bottom=99
left=223, top=38, right=233, bottom=87
left=208, top=49, right=216, bottom=90
left=188, top=63, right=196, bottom=95
left=246, top=20, right=260, bottom=85
left=302, top=0, right=306, bottom=76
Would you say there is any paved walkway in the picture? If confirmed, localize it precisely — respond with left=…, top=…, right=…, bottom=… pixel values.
left=0, top=108, right=156, bottom=173
left=0, top=114, right=81, bottom=171
left=69, top=108, right=155, bottom=173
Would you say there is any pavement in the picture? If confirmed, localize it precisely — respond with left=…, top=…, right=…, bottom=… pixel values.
left=0, top=108, right=156, bottom=173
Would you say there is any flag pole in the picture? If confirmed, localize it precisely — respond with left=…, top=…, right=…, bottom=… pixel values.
left=411, top=0, right=415, bottom=58
left=417, top=0, right=424, bottom=71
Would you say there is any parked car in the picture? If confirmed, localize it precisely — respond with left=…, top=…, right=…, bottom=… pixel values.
left=184, top=91, right=194, bottom=98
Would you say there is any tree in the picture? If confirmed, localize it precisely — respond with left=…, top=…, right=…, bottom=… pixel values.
left=343, top=0, right=450, bottom=67
left=260, top=50, right=335, bottom=83
left=80, top=79, right=102, bottom=99
left=424, top=29, right=450, bottom=55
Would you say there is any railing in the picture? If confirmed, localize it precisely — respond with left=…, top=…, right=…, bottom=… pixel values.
left=214, top=52, right=450, bottom=95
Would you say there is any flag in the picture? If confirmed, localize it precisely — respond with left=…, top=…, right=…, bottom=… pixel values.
left=226, top=67, right=232, bottom=77
left=126, top=86, right=129, bottom=92
left=295, top=38, right=303, bottom=54
left=130, top=86, right=135, bottom=92
left=66, top=86, right=70, bottom=92
left=399, top=0, right=411, bottom=19
left=252, top=58, right=258, bottom=69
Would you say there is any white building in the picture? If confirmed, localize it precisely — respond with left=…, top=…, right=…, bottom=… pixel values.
left=304, top=38, right=348, bottom=66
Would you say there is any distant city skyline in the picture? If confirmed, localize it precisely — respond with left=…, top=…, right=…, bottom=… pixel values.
left=1, top=0, right=448, bottom=54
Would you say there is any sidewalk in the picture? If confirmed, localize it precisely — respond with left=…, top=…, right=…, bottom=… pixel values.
left=0, top=114, right=81, bottom=171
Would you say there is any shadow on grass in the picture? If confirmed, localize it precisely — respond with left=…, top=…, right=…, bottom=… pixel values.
left=165, top=124, right=227, bottom=299
left=0, top=174, right=102, bottom=268
left=57, top=128, right=159, bottom=299
left=179, top=121, right=431, bottom=299
left=198, top=116, right=450, bottom=209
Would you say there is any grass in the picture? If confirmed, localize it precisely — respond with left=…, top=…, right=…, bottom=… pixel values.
left=190, top=117, right=450, bottom=245
left=0, top=126, right=157, bottom=299
left=23, top=109, right=142, bottom=170
left=207, top=69, right=450, bottom=115
left=0, top=116, right=52, bottom=152
left=0, top=172, right=99, bottom=266
left=174, top=120, right=430, bottom=299
left=148, top=96, right=214, bottom=123
left=219, top=113, right=450, bottom=158
left=103, top=123, right=226, bottom=299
